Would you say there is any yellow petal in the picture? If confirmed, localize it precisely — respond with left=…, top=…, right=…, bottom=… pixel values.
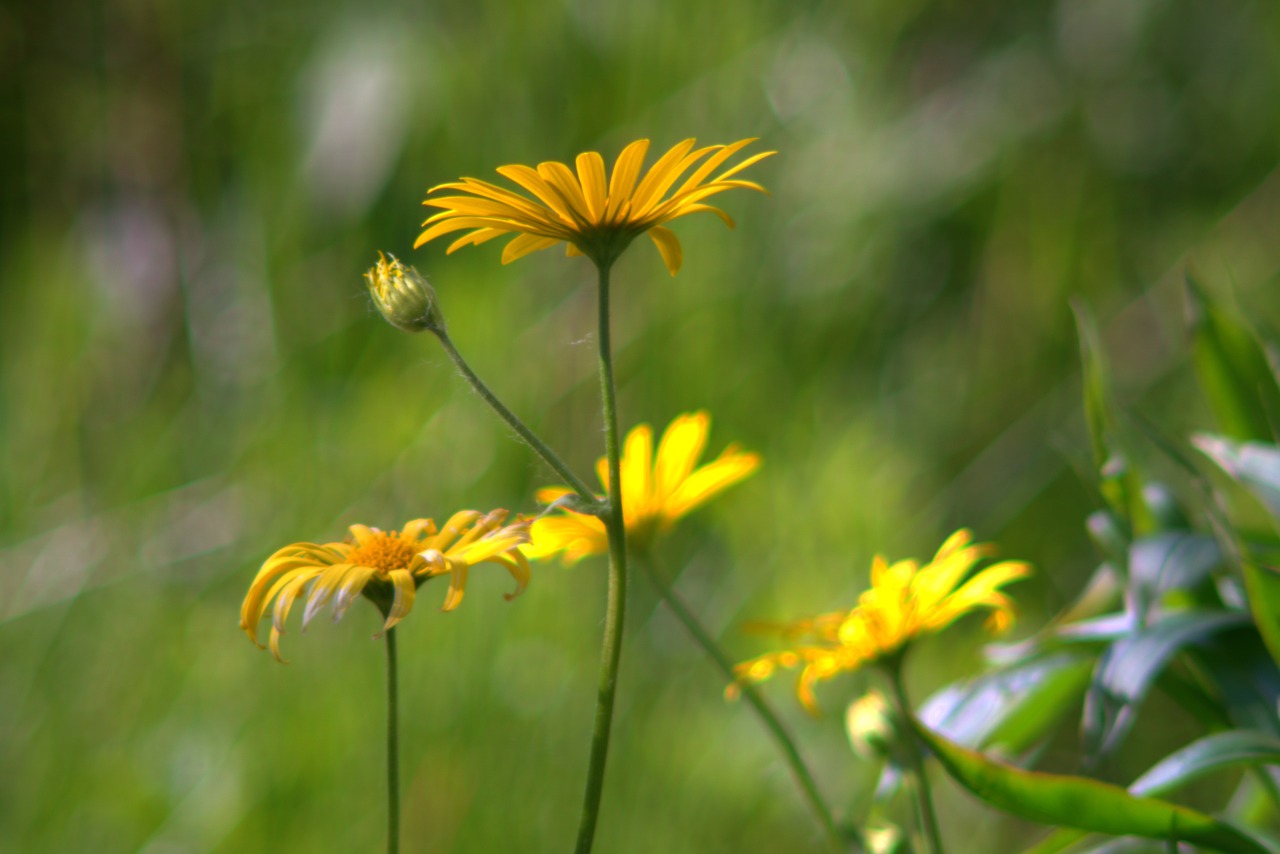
left=653, top=412, right=710, bottom=505
left=628, top=138, right=699, bottom=215
left=647, top=226, right=683, bottom=276
left=575, top=151, right=608, bottom=222
left=332, top=566, right=377, bottom=622
left=661, top=447, right=760, bottom=521
left=605, top=139, right=650, bottom=223
left=381, top=568, right=417, bottom=633
left=524, top=514, right=607, bottom=563
left=536, top=160, right=593, bottom=227
left=441, top=560, right=470, bottom=611
left=620, top=424, right=654, bottom=525
left=496, top=164, right=578, bottom=225
left=502, top=233, right=562, bottom=264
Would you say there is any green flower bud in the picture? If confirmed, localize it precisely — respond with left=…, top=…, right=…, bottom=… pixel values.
left=845, top=689, right=896, bottom=760
left=364, top=252, right=445, bottom=334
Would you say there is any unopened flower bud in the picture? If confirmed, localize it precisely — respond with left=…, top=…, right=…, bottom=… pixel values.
left=845, top=690, right=897, bottom=760
left=364, top=251, right=445, bottom=334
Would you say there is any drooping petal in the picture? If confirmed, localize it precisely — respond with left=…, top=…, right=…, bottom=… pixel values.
left=381, top=568, right=417, bottom=633
left=646, top=226, right=683, bottom=276
left=502, top=233, right=562, bottom=264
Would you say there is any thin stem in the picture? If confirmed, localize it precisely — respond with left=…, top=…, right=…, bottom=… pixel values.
left=885, top=661, right=944, bottom=854
left=385, top=627, right=400, bottom=854
left=573, top=262, right=629, bottom=854
left=637, top=553, right=852, bottom=853
left=435, top=329, right=598, bottom=503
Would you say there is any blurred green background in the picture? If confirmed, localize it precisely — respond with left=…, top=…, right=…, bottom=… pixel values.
left=4, top=0, right=1280, bottom=850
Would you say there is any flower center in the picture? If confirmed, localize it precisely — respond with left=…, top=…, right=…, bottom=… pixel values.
left=347, top=532, right=417, bottom=575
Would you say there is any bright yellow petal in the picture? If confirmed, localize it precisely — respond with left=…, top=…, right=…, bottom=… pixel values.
left=496, top=164, right=579, bottom=225
left=605, top=139, right=650, bottom=223
left=653, top=412, right=710, bottom=505
left=302, top=562, right=355, bottom=627
left=647, top=226, right=683, bottom=276
left=502, top=233, right=562, bottom=264
left=620, top=423, right=654, bottom=524
left=535, top=486, right=575, bottom=505
left=381, top=568, right=416, bottom=632
left=662, top=447, right=761, bottom=521
left=441, top=560, right=469, bottom=611
left=523, top=514, right=608, bottom=563
left=537, top=160, right=593, bottom=227
left=575, top=151, right=608, bottom=222
left=629, top=138, right=699, bottom=215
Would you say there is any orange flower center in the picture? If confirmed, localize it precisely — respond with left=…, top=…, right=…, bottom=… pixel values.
left=347, top=532, right=417, bottom=575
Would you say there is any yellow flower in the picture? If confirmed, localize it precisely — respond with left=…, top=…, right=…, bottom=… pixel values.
left=414, top=138, right=774, bottom=274
left=524, top=411, right=760, bottom=562
left=731, top=529, right=1030, bottom=713
left=240, top=510, right=531, bottom=661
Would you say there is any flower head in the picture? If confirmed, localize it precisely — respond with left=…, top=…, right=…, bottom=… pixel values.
left=364, top=251, right=445, bottom=334
left=524, top=412, right=760, bottom=563
left=731, top=529, right=1030, bottom=713
left=415, top=138, right=774, bottom=274
left=240, top=510, right=530, bottom=661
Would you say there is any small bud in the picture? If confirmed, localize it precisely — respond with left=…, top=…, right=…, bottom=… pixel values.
left=845, top=689, right=897, bottom=760
left=364, top=251, right=445, bottom=334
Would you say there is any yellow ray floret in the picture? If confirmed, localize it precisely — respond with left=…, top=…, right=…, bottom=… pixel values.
left=524, top=411, right=760, bottom=563
left=415, top=138, right=775, bottom=274
left=240, top=510, right=531, bottom=661
left=729, top=529, right=1030, bottom=713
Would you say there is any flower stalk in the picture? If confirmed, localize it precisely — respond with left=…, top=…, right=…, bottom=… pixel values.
left=884, top=657, right=943, bottom=854
left=385, top=627, right=401, bottom=854
left=574, top=261, right=629, bottom=854
left=433, top=328, right=599, bottom=506
left=637, top=553, right=850, bottom=852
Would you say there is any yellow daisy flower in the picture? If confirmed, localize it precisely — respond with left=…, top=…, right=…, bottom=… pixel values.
left=524, top=411, right=761, bottom=562
left=731, top=529, right=1030, bottom=713
left=414, top=138, right=775, bottom=274
left=240, top=510, right=531, bottom=661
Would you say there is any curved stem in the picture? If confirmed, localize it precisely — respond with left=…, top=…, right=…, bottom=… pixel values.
left=637, top=553, right=852, bottom=852
left=573, top=262, right=629, bottom=854
left=385, top=627, right=400, bottom=854
left=435, top=329, right=598, bottom=503
left=885, top=660, right=944, bottom=854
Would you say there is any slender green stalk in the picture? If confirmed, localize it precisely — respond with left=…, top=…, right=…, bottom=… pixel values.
left=435, top=328, right=598, bottom=504
left=574, top=262, right=629, bottom=854
left=637, top=553, right=851, bottom=852
left=385, top=627, right=401, bottom=854
left=885, top=661, right=943, bottom=854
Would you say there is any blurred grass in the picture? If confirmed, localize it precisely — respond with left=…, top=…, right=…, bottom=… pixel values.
left=3, top=0, right=1280, bottom=850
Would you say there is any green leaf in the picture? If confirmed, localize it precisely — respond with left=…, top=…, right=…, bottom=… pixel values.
left=921, top=653, right=1094, bottom=754
left=1129, top=730, right=1280, bottom=796
left=1241, top=561, right=1280, bottom=670
left=1186, top=273, right=1280, bottom=443
left=912, top=720, right=1275, bottom=853
left=1193, top=434, right=1280, bottom=519
left=1082, top=611, right=1249, bottom=763
left=1073, top=301, right=1155, bottom=535
left=1024, top=731, right=1280, bottom=854
left=1127, top=533, right=1222, bottom=623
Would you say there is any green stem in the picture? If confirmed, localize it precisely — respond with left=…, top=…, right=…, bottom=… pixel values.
left=435, top=329, right=598, bottom=504
left=637, top=553, right=852, bottom=853
left=573, top=262, right=629, bottom=854
left=385, top=627, right=400, bottom=854
left=886, top=660, right=944, bottom=854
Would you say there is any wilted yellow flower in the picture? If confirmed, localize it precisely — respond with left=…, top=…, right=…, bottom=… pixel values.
left=415, top=138, right=774, bottom=274
left=241, top=510, right=530, bottom=661
left=731, top=530, right=1030, bottom=713
left=524, top=411, right=760, bottom=563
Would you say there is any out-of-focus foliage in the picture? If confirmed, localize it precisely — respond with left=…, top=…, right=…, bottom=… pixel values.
left=4, top=0, right=1280, bottom=850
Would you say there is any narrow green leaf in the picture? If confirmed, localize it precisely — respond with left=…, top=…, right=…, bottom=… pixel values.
left=1128, top=533, right=1222, bottom=623
left=1082, top=611, right=1249, bottom=762
left=913, top=720, right=1274, bottom=853
left=1193, top=434, right=1280, bottom=519
left=1024, top=731, right=1280, bottom=854
left=921, top=653, right=1094, bottom=754
left=1073, top=300, right=1154, bottom=535
left=1130, top=730, right=1280, bottom=796
left=1186, top=273, right=1280, bottom=443
left=1241, top=561, right=1280, bottom=670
